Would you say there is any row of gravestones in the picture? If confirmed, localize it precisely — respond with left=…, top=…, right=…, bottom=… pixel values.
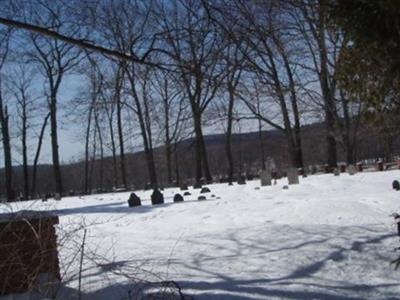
left=260, top=168, right=299, bottom=186
left=128, top=186, right=216, bottom=207
left=333, top=164, right=358, bottom=176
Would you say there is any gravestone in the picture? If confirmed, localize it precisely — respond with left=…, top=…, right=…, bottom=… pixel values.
left=393, top=180, right=400, bottom=191
left=173, top=193, right=184, bottom=202
left=347, top=164, right=357, bottom=175
left=193, top=182, right=202, bottom=189
left=180, top=183, right=188, bottom=191
left=311, top=165, right=317, bottom=175
left=260, top=170, right=272, bottom=186
left=151, top=189, right=164, bottom=205
left=200, top=187, right=211, bottom=194
left=340, top=164, right=346, bottom=173
left=287, top=168, right=299, bottom=185
left=128, top=193, right=141, bottom=207
left=333, top=168, right=340, bottom=176
left=183, top=191, right=191, bottom=196
left=198, top=195, right=206, bottom=201
left=54, top=193, right=61, bottom=201
left=357, top=163, right=363, bottom=172
left=144, top=182, right=152, bottom=190
left=282, top=185, right=289, bottom=190
left=237, top=175, right=246, bottom=185
left=246, top=174, right=254, bottom=180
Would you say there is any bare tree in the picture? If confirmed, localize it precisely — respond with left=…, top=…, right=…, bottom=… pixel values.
left=0, top=29, right=14, bottom=201
left=31, top=112, right=50, bottom=197
left=153, top=69, right=188, bottom=185
left=9, top=65, right=36, bottom=200
left=27, top=1, right=82, bottom=196
left=217, top=0, right=305, bottom=168
left=290, top=0, right=344, bottom=168
left=156, top=0, right=225, bottom=184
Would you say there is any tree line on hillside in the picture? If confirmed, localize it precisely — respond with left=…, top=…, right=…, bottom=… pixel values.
left=0, top=0, right=398, bottom=201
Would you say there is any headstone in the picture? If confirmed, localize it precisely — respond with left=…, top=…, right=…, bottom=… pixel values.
left=183, top=191, right=191, bottom=196
left=324, top=165, right=333, bottom=173
left=211, top=194, right=216, bottom=198
left=357, top=163, right=363, bottom=172
left=347, top=164, right=357, bottom=175
left=198, top=195, right=206, bottom=201
left=393, top=180, right=400, bottom=191
left=311, top=165, right=317, bottom=175
left=254, top=187, right=260, bottom=190
left=287, top=168, right=299, bottom=185
left=377, top=161, right=384, bottom=171
left=237, top=175, right=246, bottom=185
left=128, top=193, right=141, bottom=207
left=151, top=189, right=164, bottom=205
left=173, top=193, right=184, bottom=202
left=144, top=182, right=152, bottom=190
left=193, top=182, right=202, bottom=189
left=333, top=168, right=340, bottom=176
left=246, top=174, right=254, bottom=180
left=282, top=185, right=289, bottom=190
left=340, top=164, right=346, bottom=173
left=180, top=183, right=188, bottom=191
left=200, top=187, right=211, bottom=194
left=54, top=193, right=61, bottom=201
left=260, top=170, right=272, bottom=186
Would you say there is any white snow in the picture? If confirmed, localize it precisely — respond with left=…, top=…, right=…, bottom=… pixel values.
left=2, top=170, right=400, bottom=299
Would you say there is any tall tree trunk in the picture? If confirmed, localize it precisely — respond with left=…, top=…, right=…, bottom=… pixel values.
left=84, top=106, right=93, bottom=194
left=89, top=126, right=97, bottom=193
left=31, top=113, right=50, bottom=197
left=166, top=139, right=173, bottom=185
left=94, top=111, right=104, bottom=191
left=319, top=0, right=337, bottom=168
left=21, top=100, right=29, bottom=200
left=116, top=93, right=127, bottom=188
left=126, top=69, right=158, bottom=189
left=108, top=117, right=118, bottom=188
left=193, top=114, right=203, bottom=184
left=281, top=48, right=304, bottom=169
left=225, top=86, right=235, bottom=184
left=0, top=97, right=14, bottom=201
left=164, top=101, right=173, bottom=184
left=174, top=142, right=180, bottom=186
left=50, top=94, right=62, bottom=195
left=199, top=123, right=212, bottom=183
left=258, top=118, right=266, bottom=170
left=341, top=93, right=354, bottom=164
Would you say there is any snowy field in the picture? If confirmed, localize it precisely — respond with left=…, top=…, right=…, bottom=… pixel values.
left=2, top=170, right=400, bottom=299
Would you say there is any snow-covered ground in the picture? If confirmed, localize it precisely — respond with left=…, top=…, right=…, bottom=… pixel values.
left=2, top=170, right=400, bottom=299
